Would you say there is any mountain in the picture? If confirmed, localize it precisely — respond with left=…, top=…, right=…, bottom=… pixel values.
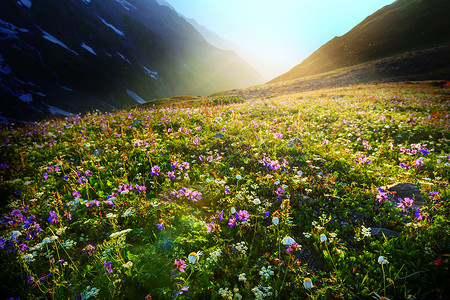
left=270, top=0, right=450, bottom=84
left=185, top=18, right=287, bottom=81
left=0, top=0, right=263, bottom=123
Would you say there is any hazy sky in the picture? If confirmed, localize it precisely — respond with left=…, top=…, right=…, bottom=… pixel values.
left=165, top=0, right=395, bottom=77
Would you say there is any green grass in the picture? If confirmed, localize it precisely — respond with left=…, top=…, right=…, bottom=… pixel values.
left=0, top=82, right=449, bottom=299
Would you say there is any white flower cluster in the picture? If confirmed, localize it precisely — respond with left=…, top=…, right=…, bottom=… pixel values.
left=206, top=248, right=222, bottom=263
left=259, top=266, right=274, bottom=278
left=234, top=241, right=248, bottom=255
left=311, top=221, right=324, bottom=231
left=218, top=287, right=242, bottom=300
left=80, top=285, right=100, bottom=300
left=62, top=239, right=76, bottom=249
left=251, top=284, right=272, bottom=300
left=109, top=229, right=132, bottom=238
left=122, top=261, right=133, bottom=268
left=106, top=213, right=117, bottom=218
left=303, top=232, right=312, bottom=238
left=361, top=225, right=371, bottom=237
left=238, top=273, right=247, bottom=282
left=121, top=207, right=135, bottom=217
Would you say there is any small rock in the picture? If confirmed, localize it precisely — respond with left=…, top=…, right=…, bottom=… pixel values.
left=286, top=137, right=302, bottom=147
left=385, top=182, right=426, bottom=210
left=131, top=120, right=141, bottom=127
left=370, top=227, right=399, bottom=238
left=93, top=149, right=102, bottom=157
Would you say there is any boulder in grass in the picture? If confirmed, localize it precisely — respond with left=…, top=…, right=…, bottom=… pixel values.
left=286, top=137, right=302, bottom=147
left=370, top=227, right=399, bottom=239
left=385, top=182, right=426, bottom=210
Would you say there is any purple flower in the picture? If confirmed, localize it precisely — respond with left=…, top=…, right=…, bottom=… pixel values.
left=228, top=217, right=237, bottom=227
left=415, top=158, right=424, bottom=167
left=263, top=212, right=270, bottom=219
left=399, top=162, right=409, bottom=170
left=103, top=261, right=114, bottom=274
left=168, top=171, right=175, bottom=181
left=47, top=211, right=58, bottom=224
left=237, top=210, right=250, bottom=222
left=175, top=286, right=189, bottom=296
left=150, top=165, right=161, bottom=176
left=207, top=221, right=215, bottom=233
left=157, top=223, right=165, bottom=230
left=415, top=208, right=423, bottom=220
left=219, top=210, right=224, bottom=221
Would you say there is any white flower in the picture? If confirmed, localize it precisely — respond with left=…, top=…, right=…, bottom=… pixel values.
left=272, top=217, right=279, bottom=225
left=238, top=273, right=247, bottom=282
left=281, top=236, right=296, bottom=246
left=378, top=256, right=389, bottom=265
left=188, top=251, right=202, bottom=264
left=122, top=261, right=133, bottom=268
left=303, top=232, right=311, bottom=238
left=253, top=198, right=261, bottom=205
left=320, top=234, right=327, bottom=242
left=231, top=207, right=236, bottom=214
left=10, top=230, right=22, bottom=239
left=303, top=278, right=313, bottom=289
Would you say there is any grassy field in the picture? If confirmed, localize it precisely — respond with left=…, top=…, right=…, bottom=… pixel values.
left=0, top=82, right=449, bottom=299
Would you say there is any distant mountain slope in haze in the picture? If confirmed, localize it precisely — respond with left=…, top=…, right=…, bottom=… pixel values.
left=270, top=0, right=450, bottom=83
left=0, top=0, right=262, bottom=122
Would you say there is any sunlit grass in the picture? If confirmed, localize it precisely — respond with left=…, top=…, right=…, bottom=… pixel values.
left=0, top=82, right=448, bottom=299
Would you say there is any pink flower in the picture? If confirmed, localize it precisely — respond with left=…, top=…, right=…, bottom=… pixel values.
left=173, top=259, right=186, bottom=272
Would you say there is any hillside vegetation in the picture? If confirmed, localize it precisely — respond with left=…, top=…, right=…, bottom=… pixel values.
left=0, top=83, right=449, bottom=299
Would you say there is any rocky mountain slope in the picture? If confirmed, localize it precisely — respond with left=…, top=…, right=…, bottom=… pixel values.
left=270, top=0, right=450, bottom=83
left=0, top=0, right=262, bottom=122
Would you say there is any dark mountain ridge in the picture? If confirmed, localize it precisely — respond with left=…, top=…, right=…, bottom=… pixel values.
left=0, top=0, right=262, bottom=123
left=270, top=0, right=450, bottom=83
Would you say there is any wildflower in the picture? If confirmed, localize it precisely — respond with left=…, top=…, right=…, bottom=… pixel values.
left=10, top=231, right=22, bottom=239
left=378, top=256, right=389, bottom=265
left=237, top=210, right=250, bottom=222
left=376, top=187, right=388, bottom=203
left=253, top=198, right=261, bottom=205
left=157, top=223, right=165, bottom=230
left=228, top=217, right=237, bottom=227
left=272, top=217, right=279, bottom=225
left=173, top=259, right=186, bottom=272
left=235, top=175, right=241, bottom=180
left=238, top=273, right=247, bottom=282
left=122, top=261, right=133, bottom=268
left=415, top=208, right=423, bottom=220
left=281, top=236, right=296, bottom=246
left=303, top=278, right=313, bottom=289
left=188, top=251, right=202, bottom=264
left=320, top=234, right=327, bottom=242
left=175, top=286, right=189, bottom=297
left=415, top=158, right=424, bottom=167
left=259, top=266, right=274, bottom=278
left=167, top=171, right=175, bottom=181
left=150, top=165, right=160, bottom=176
left=103, top=261, right=114, bottom=274
left=218, top=210, right=223, bottom=221
left=230, top=207, right=236, bottom=214
left=207, top=221, right=215, bottom=233
left=372, top=292, right=390, bottom=300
